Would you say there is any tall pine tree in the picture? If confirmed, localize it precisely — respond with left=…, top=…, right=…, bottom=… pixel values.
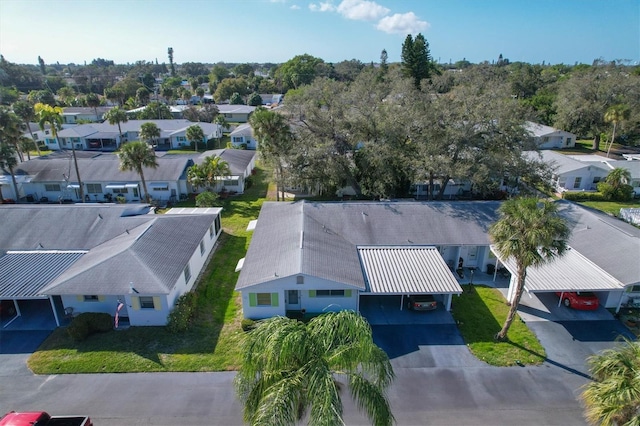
left=401, top=33, right=437, bottom=89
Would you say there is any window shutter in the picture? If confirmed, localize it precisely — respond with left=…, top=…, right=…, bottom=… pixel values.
left=98, top=295, right=106, bottom=302
left=249, top=293, right=257, bottom=307
left=153, top=296, right=162, bottom=311
left=271, top=293, right=279, bottom=307
left=76, top=295, right=83, bottom=302
left=131, top=296, right=140, bottom=310
left=344, top=290, right=351, bottom=297
left=309, top=290, right=316, bottom=298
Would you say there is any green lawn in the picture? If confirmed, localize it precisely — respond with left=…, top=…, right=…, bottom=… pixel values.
left=451, top=286, right=546, bottom=366
left=28, top=167, right=270, bottom=374
left=579, top=200, right=640, bottom=216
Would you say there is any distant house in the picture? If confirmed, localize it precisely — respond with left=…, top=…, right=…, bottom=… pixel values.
left=525, top=121, right=576, bottom=149
left=48, top=120, right=221, bottom=152
left=0, top=204, right=222, bottom=327
left=530, top=150, right=640, bottom=196
left=62, top=106, right=113, bottom=124
left=525, top=150, right=610, bottom=193
left=191, top=149, right=257, bottom=194
left=216, top=105, right=256, bottom=123
left=229, top=123, right=257, bottom=150
left=259, top=94, right=284, bottom=106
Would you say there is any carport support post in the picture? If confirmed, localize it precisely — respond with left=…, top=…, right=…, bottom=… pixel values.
left=49, top=296, right=61, bottom=327
left=445, top=294, right=452, bottom=311
left=557, top=292, right=564, bottom=308
left=400, top=295, right=404, bottom=311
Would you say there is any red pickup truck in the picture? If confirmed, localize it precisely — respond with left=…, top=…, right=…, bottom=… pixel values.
left=0, top=411, right=93, bottom=426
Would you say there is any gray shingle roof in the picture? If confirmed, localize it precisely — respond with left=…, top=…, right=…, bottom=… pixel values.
left=196, top=149, right=256, bottom=176
left=557, top=200, right=640, bottom=286
left=235, top=201, right=500, bottom=291
left=13, top=154, right=190, bottom=184
left=41, top=214, right=216, bottom=295
left=0, top=205, right=219, bottom=297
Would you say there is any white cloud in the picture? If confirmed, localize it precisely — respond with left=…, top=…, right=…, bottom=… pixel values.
left=309, top=1, right=336, bottom=12
left=336, top=0, right=389, bottom=21
left=290, top=4, right=300, bottom=9
left=376, top=12, right=429, bottom=35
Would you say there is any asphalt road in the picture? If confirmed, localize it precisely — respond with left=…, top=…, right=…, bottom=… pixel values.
left=0, top=322, right=595, bottom=426
left=2, top=298, right=633, bottom=426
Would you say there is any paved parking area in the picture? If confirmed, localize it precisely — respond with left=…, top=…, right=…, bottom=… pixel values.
left=515, top=291, right=615, bottom=322
left=360, top=295, right=455, bottom=325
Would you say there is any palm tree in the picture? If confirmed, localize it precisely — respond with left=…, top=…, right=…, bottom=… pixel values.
left=605, top=167, right=631, bottom=189
left=187, top=156, right=230, bottom=192
left=104, top=107, right=128, bottom=148
left=249, top=107, right=293, bottom=201
left=13, top=100, right=41, bottom=156
left=489, top=198, right=570, bottom=340
left=85, top=93, right=100, bottom=118
left=214, top=115, right=229, bottom=149
left=0, top=107, right=22, bottom=202
left=35, top=103, right=85, bottom=202
left=117, top=141, right=158, bottom=203
left=139, top=122, right=161, bottom=148
left=604, top=105, right=630, bottom=158
left=235, top=311, right=395, bottom=426
left=581, top=338, right=640, bottom=426
left=186, top=124, right=204, bottom=152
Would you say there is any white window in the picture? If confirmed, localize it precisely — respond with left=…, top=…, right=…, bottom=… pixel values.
left=45, top=184, right=61, bottom=192
left=223, top=179, right=238, bottom=186
left=83, top=295, right=99, bottom=302
left=139, top=297, right=155, bottom=309
left=184, top=264, right=191, bottom=283
left=573, top=177, right=582, bottom=189
left=316, top=290, right=345, bottom=297
left=296, top=276, right=304, bottom=285
left=256, top=293, right=272, bottom=306
left=200, top=240, right=205, bottom=255
left=112, top=188, right=128, bottom=194
left=87, top=183, right=102, bottom=194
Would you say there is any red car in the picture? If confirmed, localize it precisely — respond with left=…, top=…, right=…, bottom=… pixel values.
left=555, top=291, right=599, bottom=310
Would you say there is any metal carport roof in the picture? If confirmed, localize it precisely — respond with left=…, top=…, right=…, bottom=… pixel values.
left=0, top=251, right=86, bottom=298
left=491, top=245, right=624, bottom=292
left=358, top=246, right=463, bottom=295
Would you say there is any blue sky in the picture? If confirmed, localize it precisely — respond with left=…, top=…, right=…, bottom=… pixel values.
left=1, top=0, right=638, bottom=66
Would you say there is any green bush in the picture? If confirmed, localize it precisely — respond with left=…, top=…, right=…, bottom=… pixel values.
left=562, top=191, right=606, bottom=202
left=597, top=182, right=634, bottom=201
left=195, top=191, right=219, bottom=207
left=167, top=292, right=198, bottom=333
left=67, top=312, right=113, bottom=341
left=241, top=318, right=257, bottom=332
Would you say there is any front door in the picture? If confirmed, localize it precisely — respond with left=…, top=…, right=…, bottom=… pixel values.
left=286, top=290, right=301, bottom=310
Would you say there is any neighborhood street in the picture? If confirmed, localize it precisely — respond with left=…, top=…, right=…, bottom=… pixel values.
left=2, top=292, right=634, bottom=425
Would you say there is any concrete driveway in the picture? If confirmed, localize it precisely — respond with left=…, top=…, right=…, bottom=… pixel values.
left=360, top=295, right=483, bottom=369
left=512, top=291, right=635, bottom=375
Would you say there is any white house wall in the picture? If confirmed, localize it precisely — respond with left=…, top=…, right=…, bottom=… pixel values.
left=240, top=275, right=359, bottom=320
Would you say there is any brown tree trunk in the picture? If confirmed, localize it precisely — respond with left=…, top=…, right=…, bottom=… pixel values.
left=71, top=145, right=85, bottom=202
left=495, top=264, right=526, bottom=341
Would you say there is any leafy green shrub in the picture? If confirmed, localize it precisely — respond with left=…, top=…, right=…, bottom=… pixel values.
left=597, top=182, right=634, bottom=201
left=167, top=292, right=198, bottom=333
left=562, top=191, right=606, bottom=202
left=241, top=318, right=256, bottom=332
left=195, top=191, right=219, bottom=207
left=67, top=312, right=113, bottom=341
left=244, top=176, right=253, bottom=189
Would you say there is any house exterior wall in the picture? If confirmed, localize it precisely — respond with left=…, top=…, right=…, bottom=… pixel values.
left=240, top=275, right=359, bottom=319
left=554, top=167, right=608, bottom=192
left=537, top=131, right=575, bottom=149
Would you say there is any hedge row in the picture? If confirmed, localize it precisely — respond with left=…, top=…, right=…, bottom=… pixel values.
left=67, top=312, right=113, bottom=341
left=167, top=292, right=198, bottom=333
